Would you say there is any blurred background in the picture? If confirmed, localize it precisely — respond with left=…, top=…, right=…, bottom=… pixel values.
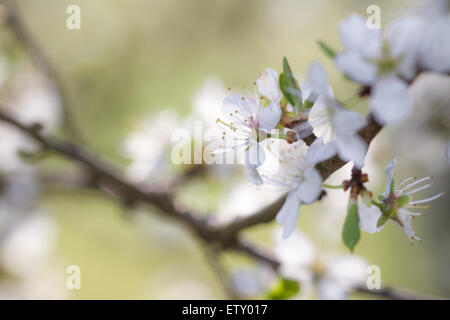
left=0, top=0, right=448, bottom=299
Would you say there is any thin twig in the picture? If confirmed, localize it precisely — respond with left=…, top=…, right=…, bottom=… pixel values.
left=3, top=0, right=84, bottom=142
left=0, top=109, right=276, bottom=267
left=355, top=286, right=442, bottom=300
left=203, top=245, right=239, bottom=299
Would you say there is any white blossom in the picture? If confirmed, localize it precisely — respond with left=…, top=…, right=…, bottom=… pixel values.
left=123, top=111, right=180, bottom=189
left=306, top=62, right=367, bottom=167
left=335, top=14, right=421, bottom=125
left=3, top=74, right=62, bottom=132
left=359, top=158, right=445, bottom=242
left=274, top=228, right=368, bottom=299
left=192, top=77, right=228, bottom=125
left=261, top=138, right=335, bottom=238
left=215, top=91, right=281, bottom=185
left=0, top=124, right=38, bottom=173
left=229, top=266, right=275, bottom=298
left=419, top=17, right=450, bottom=73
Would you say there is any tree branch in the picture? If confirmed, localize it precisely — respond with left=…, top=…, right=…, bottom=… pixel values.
left=1, top=108, right=439, bottom=300
left=0, top=109, right=276, bottom=267
left=355, top=286, right=441, bottom=300
left=0, top=108, right=382, bottom=267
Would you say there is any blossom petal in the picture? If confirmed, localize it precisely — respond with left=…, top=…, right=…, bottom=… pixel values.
left=245, top=142, right=266, bottom=168
left=297, top=168, right=322, bottom=204
left=336, top=133, right=367, bottom=168
left=385, top=15, right=425, bottom=80
left=276, top=191, right=302, bottom=238
left=307, top=61, right=329, bottom=97
left=245, top=166, right=263, bottom=186
left=332, top=104, right=367, bottom=135
left=222, top=93, right=259, bottom=125
left=304, top=137, right=337, bottom=167
left=274, top=228, right=316, bottom=269
left=370, top=76, right=412, bottom=125
left=358, top=203, right=384, bottom=233
left=396, top=208, right=421, bottom=242
left=339, top=14, right=381, bottom=58
left=308, top=96, right=334, bottom=142
left=319, top=255, right=368, bottom=299
left=317, top=278, right=348, bottom=300
left=419, top=17, right=450, bottom=73
left=335, top=51, right=378, bottom=85
left=383, top=158, right=397, bottom=198
left=257, top=68, right=281, bottom=101
left=259, top=101, right=282, bottom=130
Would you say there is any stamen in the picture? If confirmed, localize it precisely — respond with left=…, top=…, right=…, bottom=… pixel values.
left=405, top=184, right=431, bottom=195
left=406, top=205, right=430, bottom=210
left=397, top=176, right=432, bottom=194
left=396, top=177, right=415, bottom=189
left=409, top=192, right=445, bottom=205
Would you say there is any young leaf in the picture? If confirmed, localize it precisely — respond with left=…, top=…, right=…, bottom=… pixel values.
left=342, top=199, right=361, bottom=252
left=317, top=40, right=336, bottom=58
left=265, top=277, right=300, bottom=300
left=279, top=57, right=302, bottom=110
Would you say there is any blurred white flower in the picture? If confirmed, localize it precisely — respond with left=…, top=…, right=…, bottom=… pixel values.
left=216, top=181, right=283, bottom=223
left=0, top=171, right=39, bottom=235
left=3, top=74, right=62, bottom=132
left=0, top=73, right=62, bottom=173
left=359, top=158, right=445, bottom=242
left=261, top=138, right=335, bottom=238
left=0, top=210, right=67, bottom=299
left=370, top=75, right=412, bottom=125
left=0, top=125, right=38, bottom=173
left=335, top=14, right=381, bottom=85
left=123, top=110, right=179, bottom=189
left=1, top=211, right=57, bottom=276
left=335, top=14, right=420, bottom=125
left=419, top=17, right=450, bottom=73
left=274, top=228, right=368, bottom=299
left=230, top=266, right=275, bottom=298
left=301, top=61, right=334, bottom=102
left=192, top=77, right=227, bottom=125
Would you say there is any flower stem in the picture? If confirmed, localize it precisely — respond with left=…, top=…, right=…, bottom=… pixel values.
left=372, top=200, right=384, bottom=209
left=267, top=133, right=287, bottom=139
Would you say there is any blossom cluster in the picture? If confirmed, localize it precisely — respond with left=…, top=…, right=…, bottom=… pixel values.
left=213, top=7, right=449, bottom=242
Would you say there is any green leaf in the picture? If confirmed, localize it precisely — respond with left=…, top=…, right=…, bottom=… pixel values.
left=317, top=40, right=336, bottom=58
left=279, top=57, right=302, bottom=110
left=342, top=199, right=361, bottom=252
left=265, top=277, right=300, bottom=300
